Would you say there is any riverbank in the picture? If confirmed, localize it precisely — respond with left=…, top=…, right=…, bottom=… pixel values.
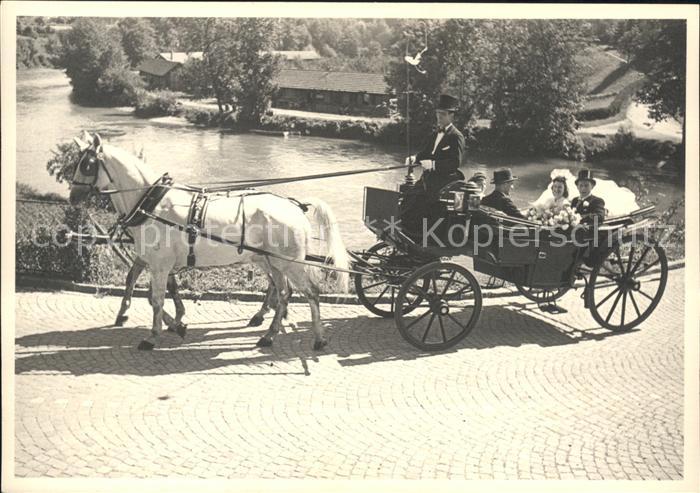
left=136, top=101, right=683, bottom=169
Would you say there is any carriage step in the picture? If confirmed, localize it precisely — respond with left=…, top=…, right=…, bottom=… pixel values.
left=539, top=304, right=568, bottom=315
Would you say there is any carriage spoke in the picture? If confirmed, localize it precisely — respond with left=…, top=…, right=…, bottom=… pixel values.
left=625, top=243, right=636, bottom=275
left=362, top=279, right=389, bottom=291
left=422, top=313, right=437, bottom=343
left=635, top=258, right=661, bottom=277
left=440, top=271, right=457, bottom=297
left=620, top=291, right=628, bottom=326
left=613, top=247, right=627, bottom=275
left=390, top=288, right=395, bottom=312
left=404, top=309, right=431, bottom=330
left=629, top=290, right=642, bottom=318
left=446, top=312, right=469, bottom=331
left=636, top=288, right=655, bottom=302
left=629, top=245, right=651, bottom=276
left=595, top=286, right=622, bottom=310
left=370, top=285, right=391, bottom=307
left=438, top=316, right=447, bottom=343
left=605, top=289, right=624, bottom=324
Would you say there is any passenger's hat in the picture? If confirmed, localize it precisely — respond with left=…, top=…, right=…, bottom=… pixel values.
left=436, top=94, right=459, bottom=112
left=575, top=169, right=596, bottom=186
left=491, top=168, right=517, bottom=184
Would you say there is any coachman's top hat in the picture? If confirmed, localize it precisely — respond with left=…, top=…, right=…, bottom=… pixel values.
left=575, top=169, right=596, bottom=186
left=436, top=94, right=459, bottom=112
left=491, top=168, right=518, bottom=184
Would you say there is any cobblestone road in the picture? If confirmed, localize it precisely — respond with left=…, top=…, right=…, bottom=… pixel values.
left=13, top=269, right=685, bottom=480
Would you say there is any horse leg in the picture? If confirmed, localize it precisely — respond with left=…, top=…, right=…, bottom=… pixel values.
left=137, top=269, right=169, bottom=351
left=255, top=268, right=290, bottom=348
left=248, top=274, right=275, bottom=327
left=286, top=264, right=327, bottom=350
left=165, top=274, right=187, bottom=339
left=115, top=258, right=147, bottom=326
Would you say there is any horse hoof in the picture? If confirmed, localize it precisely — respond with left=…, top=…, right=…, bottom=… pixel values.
left=137, top=340, right=155, bottom=351
left=115, top=315, right=129, bottom=326
left=256, top=337, right=273, bottom=347
left=248, top=314, right=265, bottom=327
left=167, top=323, right=187, bottom=339
left=313, top=339, right=328, bottom=351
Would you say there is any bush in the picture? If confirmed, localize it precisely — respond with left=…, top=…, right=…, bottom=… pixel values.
left=97, top=66, right=145, bottom=106
left=134, top=90, right=183, bottom=118
left=579, top=128, right=682, bottom=164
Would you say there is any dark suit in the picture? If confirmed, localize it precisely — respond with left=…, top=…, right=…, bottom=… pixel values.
left=399, top=124, right=466, bottom=240
left=571, top=194, right=606, bottom=225
left=481, top=190, right=526, bottom=219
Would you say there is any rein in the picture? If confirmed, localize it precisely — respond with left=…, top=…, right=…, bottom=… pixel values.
left=97, top=163, right=412, bottom=196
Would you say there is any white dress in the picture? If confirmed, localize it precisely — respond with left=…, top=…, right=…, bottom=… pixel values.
left=533, top=194, right=570, bottom=213
left=531, top=169, right=640, bottom=217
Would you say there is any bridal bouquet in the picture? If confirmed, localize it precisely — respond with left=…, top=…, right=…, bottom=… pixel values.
left=527, top=205, right=581, bottom=230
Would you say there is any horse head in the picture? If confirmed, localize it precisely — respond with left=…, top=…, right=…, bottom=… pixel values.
left=69, top=131, right=111, bottom=205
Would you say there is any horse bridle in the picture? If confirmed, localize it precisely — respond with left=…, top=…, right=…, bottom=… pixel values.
left=71, top=146, right=114, bottom=189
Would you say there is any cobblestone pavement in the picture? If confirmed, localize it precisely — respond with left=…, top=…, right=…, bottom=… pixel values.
left=13, top=269, right=684, bottom=480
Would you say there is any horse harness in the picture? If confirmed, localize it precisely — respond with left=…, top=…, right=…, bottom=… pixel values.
left=117, top=173, right=310, bottom=268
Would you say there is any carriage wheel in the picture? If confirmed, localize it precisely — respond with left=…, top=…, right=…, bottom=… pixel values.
left=354, top=241, right=427, bottom=318
left=395, top=262, right=483, bottom=351
left=515, top=284, right=570, bottom=303
left=586, top=236, right=667, bottom=331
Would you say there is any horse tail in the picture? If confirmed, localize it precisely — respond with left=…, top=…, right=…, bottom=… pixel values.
left=304, top=197, right=349, bottom=293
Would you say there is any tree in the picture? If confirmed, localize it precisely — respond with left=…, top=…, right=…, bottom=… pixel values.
left=59, top=18, right=134, bottom=105
left=118, top=18, right=157, bottom=67
left=487, top=20, right=585, bottom=157
left=230, top=18, right=281, bottom=126
left=439, top=19, right=495, bottom=131
left=632, top=20, right=686, bottom=124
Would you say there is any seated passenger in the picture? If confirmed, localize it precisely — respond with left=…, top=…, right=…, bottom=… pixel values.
left=481, top=169, right=526, bottom=219
left=571, top=169, right=606, bottom=225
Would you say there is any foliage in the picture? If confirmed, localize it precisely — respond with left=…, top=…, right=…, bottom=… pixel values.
left=118, top=18, right=157, bottom=68
left=631, top=20, right=686, bottom=124
left=577, top=128, right=681, bottom=164
left=59, top=18, right=136, bottom=105
left=487, top=20, right=586, bottom=158
left=179, top=58, right=213, bottom=98
left=46, top=141, right=113, bottom=210
left=16, top=183, right=67, bottom=203
left=134, top=90, right=183, bottom=117
left=229, top=18, right=281, bottom=127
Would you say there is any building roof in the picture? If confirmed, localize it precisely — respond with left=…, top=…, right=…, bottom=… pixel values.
left=270, top=50, right=321, bottom=60
left=136, top=58, right=181, bottom=77
left=275, top=70, right=388, bottom=95
left=158, top=52, right=204, bottom=63
left=155, top=50, right=320, bottom=64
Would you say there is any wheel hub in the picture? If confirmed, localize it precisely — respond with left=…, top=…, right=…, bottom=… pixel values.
left=431, top=300, right=449, bottom=316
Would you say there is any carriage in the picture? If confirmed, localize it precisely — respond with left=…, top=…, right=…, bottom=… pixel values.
left=65, top=132, right=669, bottom=353
left=351, top=182, right=668, bottom=351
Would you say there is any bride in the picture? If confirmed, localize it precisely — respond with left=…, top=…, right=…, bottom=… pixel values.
left=531, top=169, right=639, bottom=217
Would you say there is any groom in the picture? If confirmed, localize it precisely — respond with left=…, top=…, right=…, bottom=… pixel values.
left=571, top=169, right=606, bottom=225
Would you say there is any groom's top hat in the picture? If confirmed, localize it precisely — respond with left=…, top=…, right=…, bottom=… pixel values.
left=575, top=169, right=596, bottom=186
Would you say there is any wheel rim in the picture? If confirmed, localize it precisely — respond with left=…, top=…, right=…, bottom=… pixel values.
left=588, top=238, right=667, bottom=331
left=355, top=242, right=425, bottom=318
left=396, top=262, right=483, bottom=351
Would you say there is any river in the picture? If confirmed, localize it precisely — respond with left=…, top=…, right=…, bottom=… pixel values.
left=16, top=69, right=683, bottom=250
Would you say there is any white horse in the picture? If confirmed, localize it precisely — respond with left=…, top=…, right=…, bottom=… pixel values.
left=69, top=132, right=349, bottom=351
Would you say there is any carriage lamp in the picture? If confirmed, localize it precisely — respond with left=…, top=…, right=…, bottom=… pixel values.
left=468, top=193, right=482, bottom=211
